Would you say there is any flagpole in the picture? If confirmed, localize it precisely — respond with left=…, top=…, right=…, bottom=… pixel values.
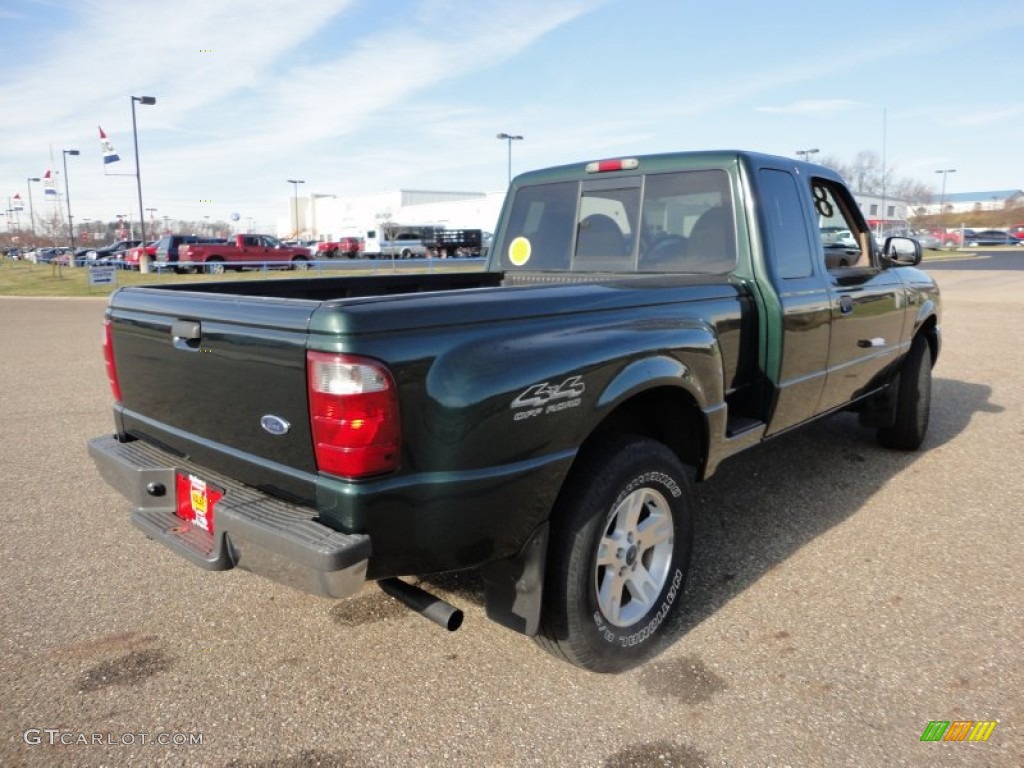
left=27, top=178, right=39, bottom=248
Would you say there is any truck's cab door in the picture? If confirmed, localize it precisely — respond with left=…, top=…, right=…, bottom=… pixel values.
left=809, top=178, right=905, bottom=411
left=758, top=168, right=832, bottom=434
left=258, top=235, right=277, bottom=256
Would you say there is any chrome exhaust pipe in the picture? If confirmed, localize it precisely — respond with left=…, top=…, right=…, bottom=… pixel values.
left=378, top=578, right=464, bottom=631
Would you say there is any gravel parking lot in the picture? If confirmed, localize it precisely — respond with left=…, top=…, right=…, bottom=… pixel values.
left=1, top=261, right=1021, bottom=767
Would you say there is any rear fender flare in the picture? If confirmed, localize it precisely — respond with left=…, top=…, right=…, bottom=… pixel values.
left=596, top=354, right=714, bottom=413
left=912, top=302, right=940, bottom=363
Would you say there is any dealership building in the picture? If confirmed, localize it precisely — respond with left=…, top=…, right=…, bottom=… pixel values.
left=278, top=189, right=506, bottom=241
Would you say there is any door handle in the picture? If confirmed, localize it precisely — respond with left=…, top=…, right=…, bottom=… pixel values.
left=839, top=295, right=854, bottom=314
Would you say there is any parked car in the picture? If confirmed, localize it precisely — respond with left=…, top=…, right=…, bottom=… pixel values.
left=122, top=241, right=158, bottom=270
left=75, top=239, right=142, bottom=267
left=177, top=234, right=311, bottom=273
left=1009, top=224, right=1024, bottom=242
left=315, top=237, right=363, bottom=259
left=427, top=229, right=487, bottom=258
left=963, top=229, right=1017, bottom=247
left=154, top=235, right=228, bottom=270
left=930, top=229, right=963, bottom=247
left=879, top=228, right=940, bottom=250
left=34, top=247, right=72, bottom=264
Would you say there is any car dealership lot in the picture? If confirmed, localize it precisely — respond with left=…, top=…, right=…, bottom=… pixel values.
left=1, top=261, right=1021, bottom=767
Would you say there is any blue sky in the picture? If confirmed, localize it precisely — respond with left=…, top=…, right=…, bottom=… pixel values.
left=2, top=0, right=1022, bottom=230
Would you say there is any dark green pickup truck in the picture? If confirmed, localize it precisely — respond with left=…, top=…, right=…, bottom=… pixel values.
left=89, top=150, right=940, bottom=672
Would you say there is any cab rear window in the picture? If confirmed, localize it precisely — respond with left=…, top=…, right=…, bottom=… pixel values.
left=499, top=170, right=736, bottom=274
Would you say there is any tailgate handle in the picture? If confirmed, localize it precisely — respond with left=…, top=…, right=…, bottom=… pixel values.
left=172, top=319, right=201, bottom=350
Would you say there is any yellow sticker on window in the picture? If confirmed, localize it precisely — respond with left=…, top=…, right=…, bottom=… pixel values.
left=508, top=236, right=532, bottom=266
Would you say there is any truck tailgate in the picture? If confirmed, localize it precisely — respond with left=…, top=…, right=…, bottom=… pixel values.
left=108, top=289, right=320, bottom=493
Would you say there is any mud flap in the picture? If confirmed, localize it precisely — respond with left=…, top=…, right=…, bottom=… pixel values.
left=481, top=522, right=549, bottom=636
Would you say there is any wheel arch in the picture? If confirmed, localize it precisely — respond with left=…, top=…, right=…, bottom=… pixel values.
left=586, top=384, right=706, bottom=473
left=916, top=311, right=940, bottom=365
left=584, top=350, right=716, bottom=475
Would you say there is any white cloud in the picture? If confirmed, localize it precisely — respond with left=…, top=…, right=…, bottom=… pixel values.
left=756, top=99, right=860, bottom=115
left=941, top=107, right=1024, bottom=128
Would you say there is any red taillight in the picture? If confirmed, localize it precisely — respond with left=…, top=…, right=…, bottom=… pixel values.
left=103, top=320, right=122, bottom=402
left=307, top=351, right=401, bottom=479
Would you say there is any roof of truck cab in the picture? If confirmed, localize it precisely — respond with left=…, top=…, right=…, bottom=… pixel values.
left=509, top=149, right=841, bottom=185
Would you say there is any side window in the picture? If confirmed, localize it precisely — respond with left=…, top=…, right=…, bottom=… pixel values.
left=639, top=170, right=736, bottom=273
left=810, top=179, right=871, bottom=271
left=758, top=169, right=814, bottom=279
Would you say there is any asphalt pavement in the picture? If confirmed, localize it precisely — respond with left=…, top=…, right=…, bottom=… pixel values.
left=0, top=266, right=1020, bottom=767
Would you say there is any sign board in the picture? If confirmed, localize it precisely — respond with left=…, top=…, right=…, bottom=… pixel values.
left=88, top=265, right=118, bottom=287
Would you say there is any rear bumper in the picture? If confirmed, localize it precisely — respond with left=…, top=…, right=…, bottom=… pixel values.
left=88, top=435, right=370, bottom=599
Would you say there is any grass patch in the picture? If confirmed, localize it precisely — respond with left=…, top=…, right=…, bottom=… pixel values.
left=0, top=259, right=485, bottom=297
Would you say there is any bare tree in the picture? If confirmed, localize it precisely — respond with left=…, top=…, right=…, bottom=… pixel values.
left=890, top=179, right=933, bottom=207
left=816, top=151, right=935, bottom=205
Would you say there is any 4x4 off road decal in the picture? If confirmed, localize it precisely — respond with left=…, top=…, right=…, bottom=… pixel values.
left=511, top=376, right=585, bottom=421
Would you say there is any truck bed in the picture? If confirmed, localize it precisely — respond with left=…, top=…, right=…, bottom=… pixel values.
left=144, top=271, right=504, bottom=300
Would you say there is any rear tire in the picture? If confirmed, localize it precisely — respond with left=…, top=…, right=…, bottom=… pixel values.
left=535, top=436, right=694, bottom=673
left=878, top=334, right=932, bottom=450
left=206, top=258, right=225, bottom=275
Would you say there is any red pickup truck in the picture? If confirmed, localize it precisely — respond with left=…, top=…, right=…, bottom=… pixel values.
left=316, top=237, right=363, bottom=259
left=929, top=228, right=963, bottom=247
left=178, top=234, right=311, bottom=274
left=123, top=241, right=157, bottom=271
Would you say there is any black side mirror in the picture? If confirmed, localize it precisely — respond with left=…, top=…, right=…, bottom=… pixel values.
left=881, top=236, right=922, bottom=267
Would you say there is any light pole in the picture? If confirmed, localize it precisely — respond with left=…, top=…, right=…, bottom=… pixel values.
left=62, top=149, right=80, bottom=265
left=146, top=207, right=157, bottom=237
left=796, top=148, right=820, bottom=162
left=26, top=177, right=40, bottom=248
left=286, top=179, right=305, bottom=238
left=935, top=168, right=956, bottom=220
left=131, top=95, right=156, bottom=250
left=496, top=133, right=523, bottom=185
left=10, top=196, right=21, bottom=239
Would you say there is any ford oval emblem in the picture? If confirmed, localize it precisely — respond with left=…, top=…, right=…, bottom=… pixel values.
left=260, top=415, right=291, bottom=436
